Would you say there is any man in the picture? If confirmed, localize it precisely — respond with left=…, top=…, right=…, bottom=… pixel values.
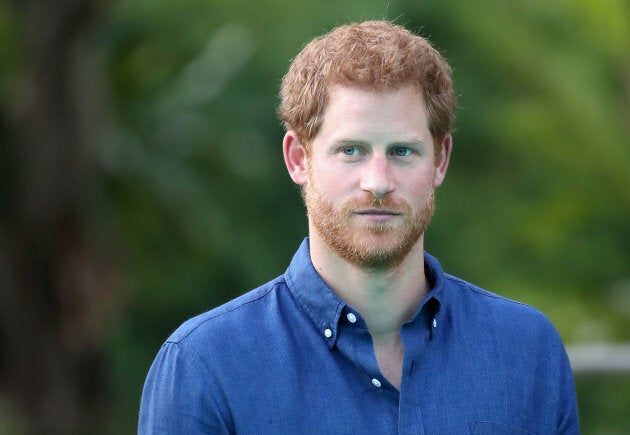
left=139, top=21, right=579, bottom=434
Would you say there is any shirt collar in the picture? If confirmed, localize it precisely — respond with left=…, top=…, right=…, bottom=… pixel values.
left=418, top=251, right=446, bottom=334
left=285, top=238, right=346, bottom=348
left=421, top=251, right=446, bottom=307
left=285, top=238, right=446, bottom=347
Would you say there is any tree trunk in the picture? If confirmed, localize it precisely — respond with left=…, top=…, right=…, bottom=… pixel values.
left=0, top=0, right=117, bottom=433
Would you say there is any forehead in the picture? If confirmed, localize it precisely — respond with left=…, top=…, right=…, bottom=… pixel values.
left=315, top=84, right=431, bottom=142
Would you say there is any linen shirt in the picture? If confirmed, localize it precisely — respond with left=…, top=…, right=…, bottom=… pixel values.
left=139, top=238, right=579, bottom=434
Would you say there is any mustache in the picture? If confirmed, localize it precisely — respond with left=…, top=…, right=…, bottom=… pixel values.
left=346, top=195, right=409, bottom=212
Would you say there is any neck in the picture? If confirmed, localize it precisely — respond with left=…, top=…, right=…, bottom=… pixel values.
left=309, top=232, right=429, bottom=337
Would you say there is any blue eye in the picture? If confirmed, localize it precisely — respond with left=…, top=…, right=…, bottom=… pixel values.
left=342, top=146, right=360, bottom=156
left=392, top=147, right=411, bottom=157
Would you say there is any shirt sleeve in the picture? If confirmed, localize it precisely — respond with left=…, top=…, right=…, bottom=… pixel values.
left=138, top=341, right=232, bottom=434
left=557, top=344, right=581, bottom=434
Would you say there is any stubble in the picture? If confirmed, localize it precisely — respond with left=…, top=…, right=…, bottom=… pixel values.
left=303, top=182, right=435, bottom=270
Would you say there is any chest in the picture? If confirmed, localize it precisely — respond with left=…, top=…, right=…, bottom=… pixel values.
left=216, top=325, right=551, bottom=434
left=373, top=337, right=405, bottom=389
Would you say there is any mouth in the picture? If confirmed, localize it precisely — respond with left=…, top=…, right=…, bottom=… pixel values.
left=353, top=209, right=402, bottom=223
left=354, top=209, right=401, bottom=216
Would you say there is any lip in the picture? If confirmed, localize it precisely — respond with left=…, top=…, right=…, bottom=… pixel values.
left=354, top=209, right=401, bottom=215
left=353, top=209, right=401, bottom=222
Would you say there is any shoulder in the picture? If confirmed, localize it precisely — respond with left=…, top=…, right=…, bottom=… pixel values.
left=443, top=274, right=560, bottom=339
left=425, top=252, right=555, bottom=334
left=166, top=275, right=288, bottom=347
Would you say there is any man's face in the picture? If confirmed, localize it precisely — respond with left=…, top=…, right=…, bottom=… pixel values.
left=303, top=85, right=444, bottom=269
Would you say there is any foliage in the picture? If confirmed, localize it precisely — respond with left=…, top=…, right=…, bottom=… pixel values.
left=1, top=0, right=629, bottom=432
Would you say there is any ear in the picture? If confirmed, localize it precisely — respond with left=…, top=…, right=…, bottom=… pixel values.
left=433, top=134, right=452, bottom=187
left=283, top=130, right=308, bottom=185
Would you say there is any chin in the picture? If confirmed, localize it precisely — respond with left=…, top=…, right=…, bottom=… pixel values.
left=344, top=232, right=421, bottom=268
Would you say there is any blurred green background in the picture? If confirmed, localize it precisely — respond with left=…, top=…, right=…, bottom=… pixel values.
left=1, top=0, right=629, bottom=433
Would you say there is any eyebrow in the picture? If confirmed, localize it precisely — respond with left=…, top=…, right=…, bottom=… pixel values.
left=334, top=138, right=427, bottom=147
left=334, top=139, right=367, bottom=146
left=390, top=140, right=426, bottom=148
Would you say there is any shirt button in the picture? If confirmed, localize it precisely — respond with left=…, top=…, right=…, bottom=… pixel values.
left=346, top=312, right=357, bottom=324
left=432, top=318, right=437, bottom=328
left=324, top=328, right=333, bottom=338
left=371, top=378, right=382, bottom=388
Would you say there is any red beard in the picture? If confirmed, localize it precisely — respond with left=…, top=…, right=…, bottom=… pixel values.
left=303, top=182, right=435, bottom=270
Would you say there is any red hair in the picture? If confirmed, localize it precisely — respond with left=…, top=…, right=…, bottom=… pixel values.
left=278, top=21, right=456, bottom=151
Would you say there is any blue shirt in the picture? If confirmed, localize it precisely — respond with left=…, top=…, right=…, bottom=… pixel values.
left=139, top=239, right=579, bottom=434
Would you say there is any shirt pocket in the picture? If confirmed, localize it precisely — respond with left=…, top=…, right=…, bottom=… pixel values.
left=470, top=420, right=535, bottom=435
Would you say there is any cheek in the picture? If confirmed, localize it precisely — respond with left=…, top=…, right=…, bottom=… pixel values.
left=310, top=165, right=356, bottom=195
left=313, top=180, right=349, bottom=204
left=404, top=174, right=436, bottom=198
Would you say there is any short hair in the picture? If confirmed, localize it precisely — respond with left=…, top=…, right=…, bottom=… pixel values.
left=278, top=20, right=456, bottom=152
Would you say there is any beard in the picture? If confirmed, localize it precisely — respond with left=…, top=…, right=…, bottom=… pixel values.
left=303, top=182, right=435, bottom=270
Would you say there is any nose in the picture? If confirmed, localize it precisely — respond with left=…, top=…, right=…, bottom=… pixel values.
left=360, top=154, right=395, bottom=199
